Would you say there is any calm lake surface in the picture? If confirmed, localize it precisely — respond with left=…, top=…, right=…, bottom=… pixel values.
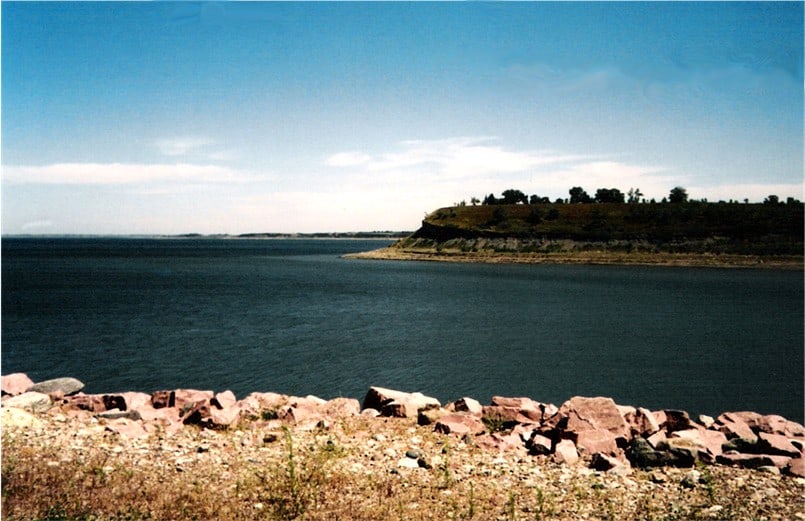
left=2, top=238, right=802, bottom=422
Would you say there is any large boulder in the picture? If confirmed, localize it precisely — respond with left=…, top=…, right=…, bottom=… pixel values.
left=1, top=405, right=43, bottom=428
left=622, top=407, right=661, bottom=438
left=1, top=373, right=35, bottom=396
left=433, top=413, right=486, bottom=436
left=659, top=410, right=699, bottom=433
left=755, top=415, right=805, bottom=438
left=572, top=428, right=620, bottom=457
left=490, top=396, right=556, bottom=423
left=556, top=396, right=631, bottom=443
left=27, top=377, right=84, bottom=396
left=446, top=397, right=483, bottom=416
left=756, top=432, right=802, bottom=458
left=553, top=439, right=579, bottom=465
left=362, top=387, right=440, bottom=418
left=3, top=392, right=52, bottom=413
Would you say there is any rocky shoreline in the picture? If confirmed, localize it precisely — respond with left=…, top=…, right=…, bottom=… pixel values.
left=3, top=373, right=805, bottom=520
left=344, top=245, right=804, bottom=269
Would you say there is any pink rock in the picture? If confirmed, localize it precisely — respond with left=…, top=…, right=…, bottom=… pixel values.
left=278, top=402, right=321, bottom=426
left=174, top=389, right=214, bottom=410
left=247, top=392, right=290, bottom=410
left=623, top=407, right=661, bottom=437
left=475, top=431, right=526, bottom=453
left=647, top=430, right=667, bottom=449
left=698, top=415, right=715, bottom=428
left=660, top=410, right=700, bottom=433
left=1, top=373, right=35, bottom=396
left=668, top=430, right=720, bottom=462
left=757, top=432, right=801, bottom=458
left=481, top=405, right=535, bottom=425
left=716, top=417, right=758, bottom=443
left=701, top=430, right=728, bottom=458
left=717, top=452, right=791, bottom=469
left=182, top=400, right=212, bottom=425
left=652, top=410, right=667, bottom=427
left=381, top=401, right=419, bottom=419
left=151, top=390, right=175, bottom=409
left=447, top=397, right=483, bottom=416
left=756, top=415, right=805, bottom=438
left=211, top=390, right=237, bottom=410
left=362, top=387, right=440, bottom=418
left=106, top=418, right=149, bottom=439
left=591, top=453, right=627, bottom=472
left=434, top=413, right=486, bottom=436
left=320, top=397, right=361, bottom=419
left=721, top=411, right=762, bottom=430
left=209, top=405, right=241, bottom=428
left=120, top=392, right=150, bottom=411
left=63, top=393, right=106, bottom=412
left=786, top=457, right=805, bottom=477
left=572, top=428, right=619, bottom=457
left=528, top=434, right=553, bottom=455
left=553, top=439, right=579, bottom=465
left=136, top=403, right=180, bottom=424
left=558, top=396, right=631, bottom=443
left=490, top=396, right=555, bottom=423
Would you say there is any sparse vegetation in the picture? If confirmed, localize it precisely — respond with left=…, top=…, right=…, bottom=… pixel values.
left=3, top=413, right=804, bottom=521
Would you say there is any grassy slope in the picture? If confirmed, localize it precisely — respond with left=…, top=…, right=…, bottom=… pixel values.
left=407, top=202, right=804, bottom=256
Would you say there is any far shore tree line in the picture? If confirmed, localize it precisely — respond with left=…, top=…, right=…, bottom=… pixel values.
left=458, top=187, right=801, bottom=207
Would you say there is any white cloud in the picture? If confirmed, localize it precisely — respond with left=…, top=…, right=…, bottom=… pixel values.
left=325, top=137, right=591, bottom=180
left=156, top=137, right=214, bottom=157
left=2, top=163, right=251, bottom=186
left=325, top=151, right=373, bottom=167
left=21, top=220, right=54, bottom=230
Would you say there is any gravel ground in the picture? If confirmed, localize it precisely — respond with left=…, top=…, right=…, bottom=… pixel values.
left=3, top=410, right=804, bottom=521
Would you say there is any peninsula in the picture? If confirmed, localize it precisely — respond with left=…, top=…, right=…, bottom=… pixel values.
left=347, top=195, right=804, bottom=269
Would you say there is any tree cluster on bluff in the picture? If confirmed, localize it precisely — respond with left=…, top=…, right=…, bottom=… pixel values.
left=466, top=186, right=799, bottom=207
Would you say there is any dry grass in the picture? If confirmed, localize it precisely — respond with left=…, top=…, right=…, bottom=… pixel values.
left=3, top=414, right=804, bottom=521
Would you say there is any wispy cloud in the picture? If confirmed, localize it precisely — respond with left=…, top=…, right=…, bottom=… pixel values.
left=2, top=163, right=251, bottom=186
left=156, top=137, right=214, bottom=157
left=155, top=136, right=236, bottom=162
left=21, top=220, right=54, bottom=231
left=325, top=137, right=591, bottom=179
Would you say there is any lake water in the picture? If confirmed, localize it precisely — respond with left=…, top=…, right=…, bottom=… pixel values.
left=2, top=238, right=802, bottom=423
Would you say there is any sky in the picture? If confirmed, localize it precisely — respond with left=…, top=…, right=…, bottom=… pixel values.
left=2, top=2, right=803, bottom=235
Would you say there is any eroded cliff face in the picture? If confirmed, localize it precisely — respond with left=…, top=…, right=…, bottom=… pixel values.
left=405, top=202, right=805, bottom=257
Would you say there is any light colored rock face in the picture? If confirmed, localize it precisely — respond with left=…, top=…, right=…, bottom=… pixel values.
left=553, top=439, right=579, bottom=465
left=1, top=405, right=43, bottom=428
left=3, top=392, right=52, bottom=413
left=1, top=373, right=35, bottom=396
left=433, top=414, right=485, bottom=436
left=27, top=377, right=84, bottom=396
left=558, top=396, right=631, bottom=442
left=362, top=387, right=440, bottom=419
left=448, top=397, right=483, bottom=416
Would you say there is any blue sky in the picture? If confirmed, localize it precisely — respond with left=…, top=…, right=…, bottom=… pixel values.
left=2, top=2, right=802, bottom=235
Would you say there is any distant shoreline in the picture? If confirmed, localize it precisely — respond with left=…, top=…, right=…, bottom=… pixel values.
left=2, top=233, right=409, bottom=241
left=345, top=246, right=805, bottom=270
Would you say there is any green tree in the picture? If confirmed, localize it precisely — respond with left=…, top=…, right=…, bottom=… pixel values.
left=569, top=186, right=592, bottom=204
left=627, top=187, right=643, bottom=203
left=501, top=189, right=528, bottom=205
left=669, top=186, right=688, bottom=204
left=594, top=188, right=625, bottom=203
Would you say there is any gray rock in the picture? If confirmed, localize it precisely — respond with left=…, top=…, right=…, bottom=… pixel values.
left=3, top=391, right=52, bottom=413
left=27, top=377, right=84, bottom=396
left=96, top=409, right=142, bottom=421
left=405, top=449, right=423, bottom=459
